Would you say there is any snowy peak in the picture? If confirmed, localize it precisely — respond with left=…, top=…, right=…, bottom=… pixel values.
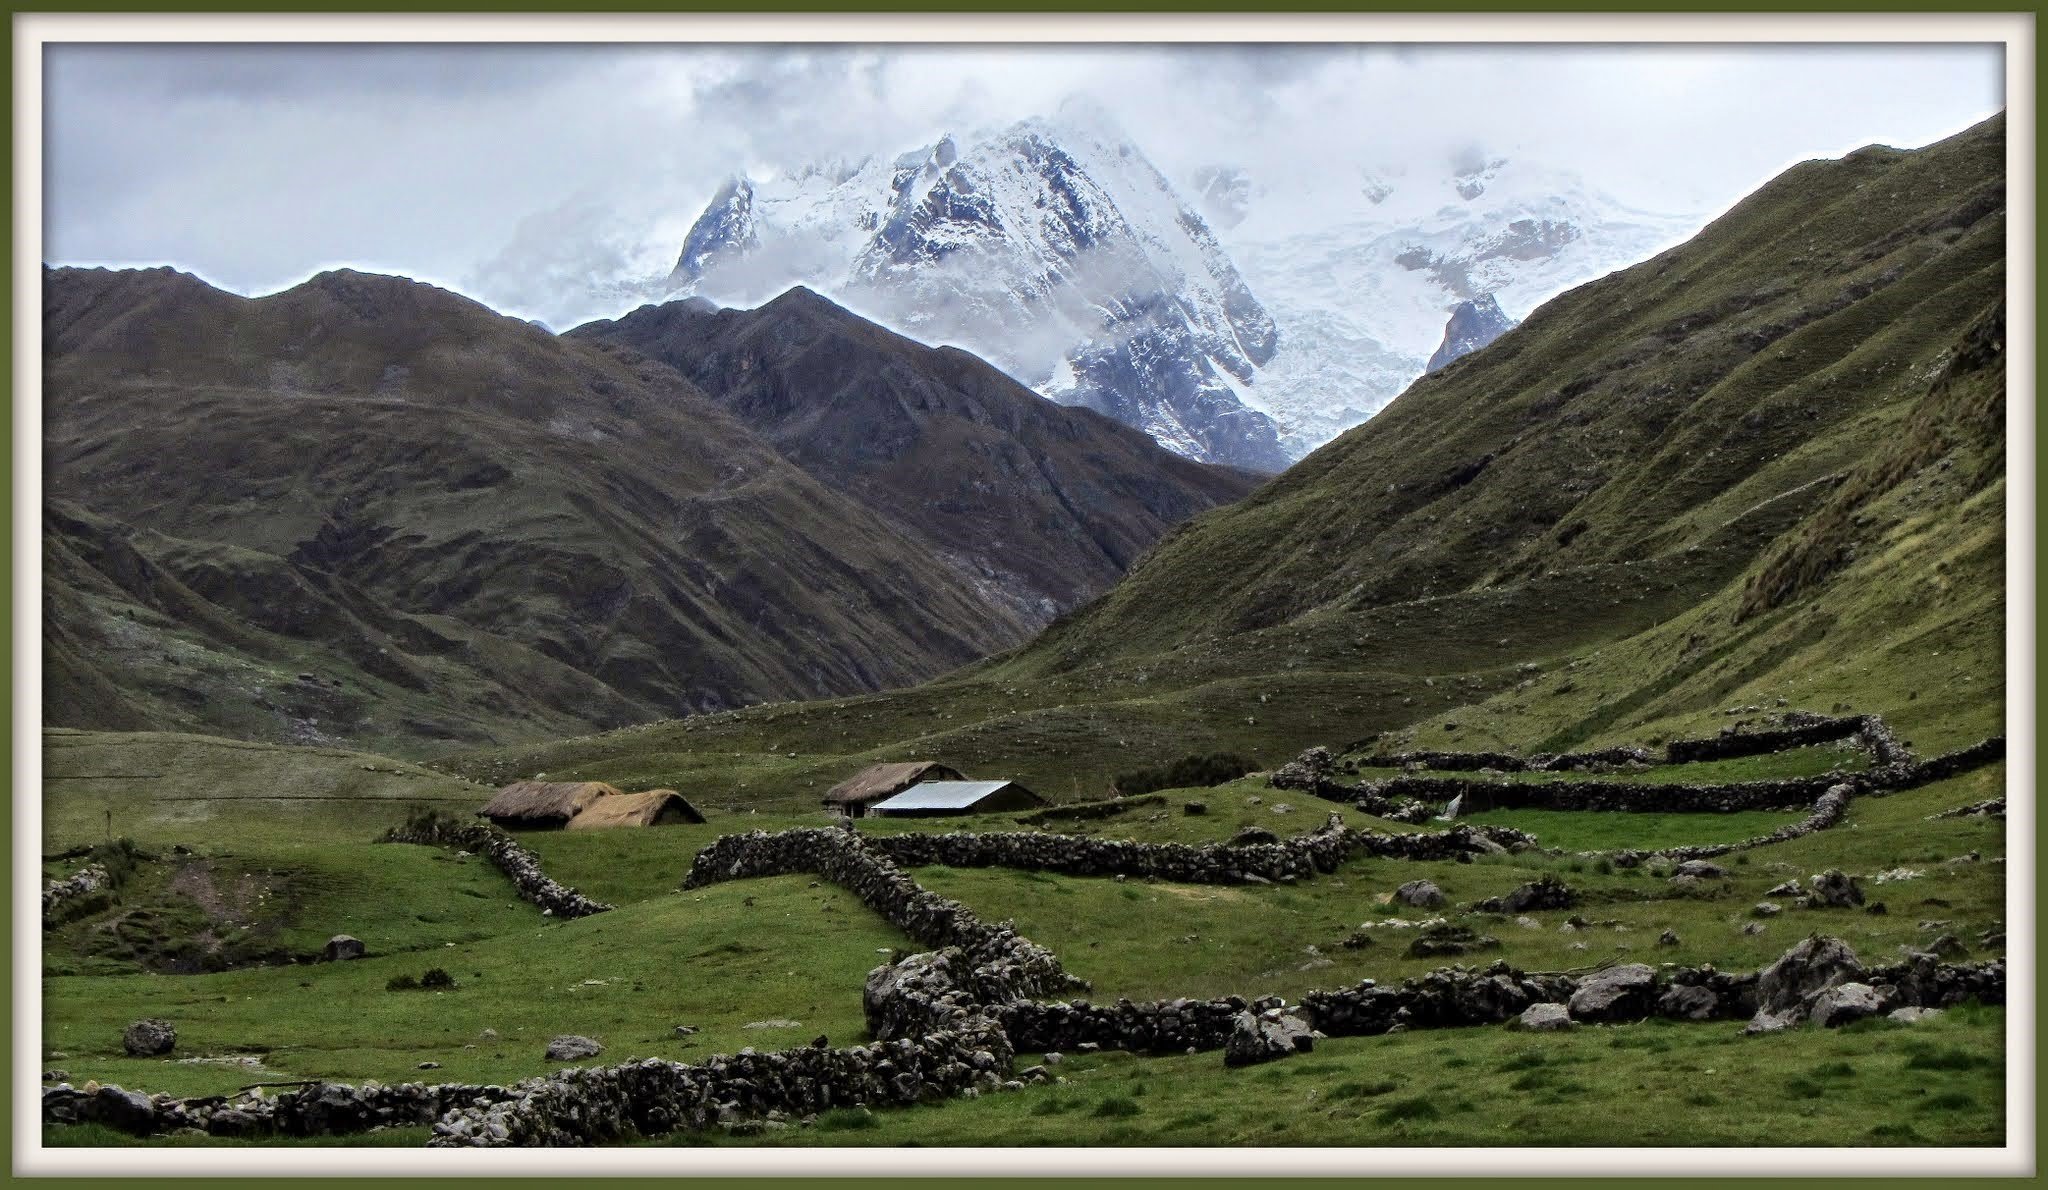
left=664, top=118, right=1292, bottom=471
left=1425, top=293, right=1517, bottom=373
left=669, top=176, right=758, bottom=284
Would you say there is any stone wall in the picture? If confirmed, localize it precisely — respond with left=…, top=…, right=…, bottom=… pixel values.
left=1359, top=744, right=1655, bottom=774
left=42, top=864, right=110, bottom=926
left=1358, top=773, right=1845, bottom=815
left=681, top=828, right=1075, bottom=1006
left=381, top=820, right=612, bottom=920
left=1663, top=712, right=1883, bottom=765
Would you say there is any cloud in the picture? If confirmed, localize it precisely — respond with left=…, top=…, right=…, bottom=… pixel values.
left=41, top=40, right=2005, bottom=313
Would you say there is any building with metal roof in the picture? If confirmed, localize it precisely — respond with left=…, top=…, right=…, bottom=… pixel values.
left=822, top=761, right=966, bottom=818
left=867, top=779, right=1046, bottom=818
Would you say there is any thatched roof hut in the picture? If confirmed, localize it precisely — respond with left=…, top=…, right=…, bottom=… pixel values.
left=477, top=780, right=623, bottom=830
left=822, top=761, right=966, bottom=818
left=566, top=789, right=705, bottom=830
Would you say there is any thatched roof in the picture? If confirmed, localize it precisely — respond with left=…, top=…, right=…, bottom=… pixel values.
left=566, top=789, right=705, bottom=830
left=822, top=761, right=965, bottom=808
left=477, top=780, right=623, bottom=823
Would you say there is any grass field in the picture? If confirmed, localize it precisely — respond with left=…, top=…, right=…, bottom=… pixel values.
left=40, top=715, right=2006, bottom=1149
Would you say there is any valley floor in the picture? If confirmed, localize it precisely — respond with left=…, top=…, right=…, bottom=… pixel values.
left=38, top=726, right=2008, bottom=1150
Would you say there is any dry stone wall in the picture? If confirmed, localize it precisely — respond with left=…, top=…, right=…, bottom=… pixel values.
left=42, top=864, right=110, bottom=926
left=862, top=817, right=1525, bottom=885
left=380, top=820, right=612, bottom=920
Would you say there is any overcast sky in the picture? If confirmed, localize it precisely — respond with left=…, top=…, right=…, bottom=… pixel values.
left=43, top=40, right=2005, bottom=316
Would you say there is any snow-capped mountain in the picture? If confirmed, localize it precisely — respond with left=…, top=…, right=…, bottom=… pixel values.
left=1216, top=157, right=1702, bottom=456
left=469, top=119, right=1705, bottom=468
left=661, top=118, right=1292, bottom=471
left=1426, top=294, right=1517, bottom=373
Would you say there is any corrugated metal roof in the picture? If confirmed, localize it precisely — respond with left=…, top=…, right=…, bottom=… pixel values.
left=869, top=780, right=1021, bottom=812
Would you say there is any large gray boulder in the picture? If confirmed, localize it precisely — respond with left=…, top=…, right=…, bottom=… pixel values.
left=122, top=1019, right=176, bottom=1057
left=1756, top=935, right=1865, bottom=1018
left=1567, top=964, right=1658, bottom=1023
left=1673, top=860, right=1728, bottom=879
left=1810, top=982, right=1889, bottom=1028
left=92, top=1085, right=157, bottom=1134
left=323, top=935, right=366, bottom=962
left=1224, top=1009, right=1314, bottom=1067
left=544, top=1035, right=603, bottom=1062
left=1511, top=1003, right=1576, bottom=1032
left=1657, top=984, right=1719, bottom=1021
left=1394, top=880, right=1446, bottom=909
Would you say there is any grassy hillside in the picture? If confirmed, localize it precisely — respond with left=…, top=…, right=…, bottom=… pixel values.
left=434, top=115, right=2005, bottom=805
left=572, top=287, right=1260, bottom=628
left=42, top=268, right=1040, bottom=755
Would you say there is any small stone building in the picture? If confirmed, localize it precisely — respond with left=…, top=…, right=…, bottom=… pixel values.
left=868, top=780, right=1046, bottom=818
left=822, top=761, right=966, bottom=819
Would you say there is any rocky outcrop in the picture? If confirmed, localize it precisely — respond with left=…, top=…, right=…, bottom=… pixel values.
left=381, top=819, right=612, bottom=920
left=1425, top=294, right=1516, bottom=373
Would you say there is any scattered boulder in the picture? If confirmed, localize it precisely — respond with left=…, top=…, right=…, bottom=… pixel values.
left=1752, top=902, right=1782, bottom=918
left=1927, top=934, right=1969, bottom=960
left=323, top=935, right=366, bottom=962
left=1394, top=880, right=1446, bottom=909
left=1658, top=929, right=1681, bottom=947
left=1674, top=860, right=1727, bottom=879
left=1810, top=982, right=1888, bottom=1028
left=1489, top=876, right=1577, bottom=914
left=1228, top=826, right=1280, bottom=847
left=1889, top=1007, right=1944, bottom=1024
left=673, top=1025, right=699, bottom=1038
left=1766, top=880, right=1803, bottom=897
left=1567, top=964, right=1658, bottom=1023
left=544, top=1035, right=603, bottom=1062
left=1511, top=1003, right=1576, bottom=1032
left=1805, top=870, right=1864, bottom=909
left=121, top=1019, right=176, bottom=1057
left=1407, top=922, right=1500, bottom=958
